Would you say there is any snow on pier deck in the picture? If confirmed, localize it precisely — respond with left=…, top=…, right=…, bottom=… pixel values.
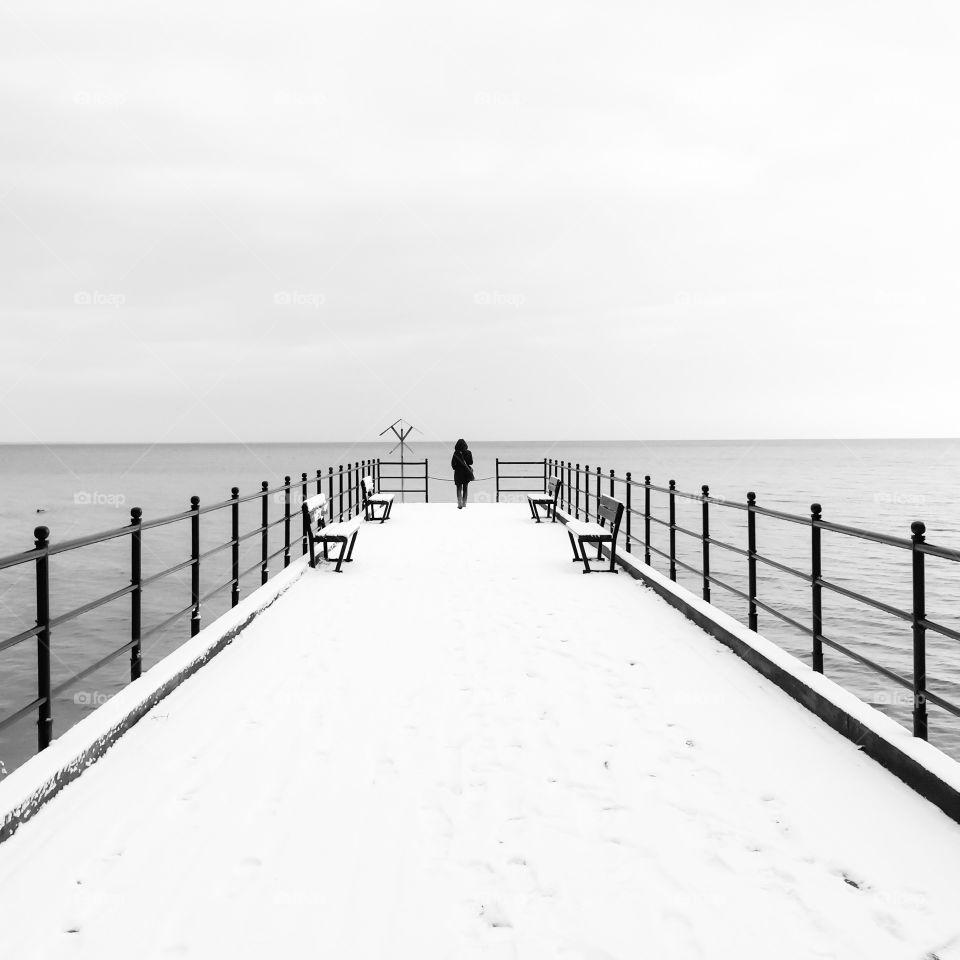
left=2, top=503, right=960, bottom=959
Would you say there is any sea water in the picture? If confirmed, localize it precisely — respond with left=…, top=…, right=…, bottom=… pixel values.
left=1, top=438, right=958, bottom=775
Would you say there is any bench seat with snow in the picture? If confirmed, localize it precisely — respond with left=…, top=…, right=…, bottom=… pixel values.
left=527, top=476, right=562, bottom=522
left=360, top=475, right=394, bottom=522
left=561, top=494, right=624, bottom=574
left=301, top=493, right=362, bottom=572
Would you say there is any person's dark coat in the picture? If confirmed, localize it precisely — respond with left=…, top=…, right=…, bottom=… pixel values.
left=451, top=442, right=473, bottom=484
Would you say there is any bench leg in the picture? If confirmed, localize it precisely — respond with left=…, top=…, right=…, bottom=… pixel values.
left=333, top=539, right=348, bottom=573
left=580, top=538, right=593, bottom=574
left=531, top=501, right=541, bottom=522
left=567, top=530, right=582, bottom=562
left=322, top=539, right=329, bottom=562
left=609, top=543, right=618, bottom=573
left=345, top=530, right=359, bottom=563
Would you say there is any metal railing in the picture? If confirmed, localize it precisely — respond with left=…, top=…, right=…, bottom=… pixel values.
left=0, top=459, right=382, bottom=760
left=377, top=460, right=429, bottom=503
left=547, top=459, right=960, bottom=744
left=495, top=459, right=547, bottom=501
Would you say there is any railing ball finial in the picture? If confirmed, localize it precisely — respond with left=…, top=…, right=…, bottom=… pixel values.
left=231, top=486, right=239, bottom=498
left=130, top=506, right=142, bottom=523
left=669, top=479, right=676, bottom=490
left=747, top=491, right=756, bottom=504
left=912, top=520, right=926, bottom=540
left=34, top=525, right=49, bottom=546
left=644, top=474, right=651, bottom=484
left=261, top=480, right=269, bottom=491
left=285, top=475, right=291, bottom=484
left=811, top=502, right=822, bottom=518
left=190, top=495, right=200, bottom=509
left=701, top=484, right=709, bottom=497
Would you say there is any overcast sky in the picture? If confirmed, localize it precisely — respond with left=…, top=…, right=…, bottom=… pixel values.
left=1, top=0, right=958, bottom=442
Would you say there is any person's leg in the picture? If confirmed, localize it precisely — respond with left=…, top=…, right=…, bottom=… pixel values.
left=456, top=482, right=464, bottom=508
left=462, top=481, right=469, bottom=506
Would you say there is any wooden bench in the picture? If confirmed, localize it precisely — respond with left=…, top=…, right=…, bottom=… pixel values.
left=527, top=476, right=562, bottom=523
left=360, top=475, right=394, bottom=522
left=301, top=493, right=362, bottom=572
left=563, top=494, right=624, bottom=574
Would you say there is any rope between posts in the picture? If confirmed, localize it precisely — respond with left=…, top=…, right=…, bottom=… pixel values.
left=426, top=474, right=497, bottom=482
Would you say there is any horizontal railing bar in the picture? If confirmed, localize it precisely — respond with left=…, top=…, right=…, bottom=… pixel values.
left=648, top=515, right=671, bottom=529
left=0, top=546, right=44, bottom=572
left=925, top=688, right=960, bottom=719
left=46, top=523, right=137, bottom=555
left=199, top=578, right=235, bottom=606
left=673, top=556, right=704, bottom=578
left=0, top=623, right=42, bottom=655
left=138, top=508, right=200, bottom=533
left=921, top=617, right=960, bottom=643
left=753, top=597, right=812, bottom=637
left=706, top=536, right=751, bottom=559
left=51, top=640, right=136, bottom=698
left=648, top=544, right=672, bottom=562
left=142, top=602, right=194, bottom=640
left=238, top=559, right=265, bottom=580
left=197, top=541, right=233, bottom=563
left=705, top=573, right=751, bottom=604
left=0, top=696, right=45, bottom=734
left=673, top=522, right=701, bottom=541
left=817, top=577, right=912, bottom=623
left=237, top=527, right=262, bottom=545
left=49, top=583, right=135, bottom=629
left=817, top=633, right=914, bottom=690
left=141, top=557, right=193, bottom=588
left=918, top=541, right=960, bottom=563
left=752, top=551, right=812, bottom=583
left=266, top=545, right=287, bottom=563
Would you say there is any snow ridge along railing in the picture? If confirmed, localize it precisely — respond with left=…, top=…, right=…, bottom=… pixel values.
left=0, top=459, right=389, bottom=771
left=546, top=459, right=960, bottom=754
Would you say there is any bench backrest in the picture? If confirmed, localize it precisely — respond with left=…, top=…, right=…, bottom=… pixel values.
left=597, top=495, right=624, bottom=536
left=302, top=493, right=328, bottom=532
left=548, top=476, right=562, bottom=502
left=360, top=475, right=374, bottom=503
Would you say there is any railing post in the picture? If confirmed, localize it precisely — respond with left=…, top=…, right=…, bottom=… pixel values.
left=811, top=503, right=823, bottom=673
left=644, top=475, right=651, bottom=565
left=496, top=458, right=500, bottom=503
left=34, top=525, right=52, bottom=751
left=376, top=458, right=381, bottom=490
left=130, top=507, right=142, bottom=680
left=747, top=491, right=758, bottom=631
left=283, top=476, right=291, bottom=568
left=543, top=458, right=547, bottom=493
left=301, top=474, right=308, bottom=555
left=338, top=466, right=344, bottom=520
left=584, top=465, right=590, bottom=521
left=625, top=472, right=632, bottom=553
left=597, top=465, right=602, bottom=511
left=911, top=520, right=928, bottom=740
left=608, top=468, right=614, bottom=499
left=575, top=464, right=580, bottom=520
left=425, top=459, right=429, bottom=503
left=668, top=479, right=677, bottom=581
left=347, top=463, right=353, bottom=517
left=190, top=496, right=201, bottom=637
left=260, top=481, right=269, bottom=586
left=316, top=469, right=322, bottom=496
left=701, top=485, right=710, bottom=602
left=231, top=487, right=240, bottom=606
left=327, top=466, right=333, bottom=507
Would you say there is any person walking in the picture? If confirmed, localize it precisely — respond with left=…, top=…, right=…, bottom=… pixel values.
left=451, top=438, right=474, bottom=509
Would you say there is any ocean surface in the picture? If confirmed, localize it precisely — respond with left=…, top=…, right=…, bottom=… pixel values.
left=1, top=438, right=959, bottom=776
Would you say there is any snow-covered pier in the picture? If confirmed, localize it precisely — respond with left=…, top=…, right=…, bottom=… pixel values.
left=2, top=504, right=960, bottom=958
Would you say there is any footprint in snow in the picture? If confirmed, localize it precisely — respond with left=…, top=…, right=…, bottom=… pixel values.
left=480, top=901, right=512, bottom=929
